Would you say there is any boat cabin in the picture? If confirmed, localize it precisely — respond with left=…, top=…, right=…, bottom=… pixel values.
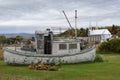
left=35, top=29, right=83, bottom=55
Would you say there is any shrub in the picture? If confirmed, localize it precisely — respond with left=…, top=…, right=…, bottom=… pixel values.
left=0, top=48, right=3, bottom=60
left=95, top=41, right=100, bottom=44
left=117, top=32, right=120, bottom=37
left=94, top=54, right=104, bottom=62
left=99, top=42, right=110, bottom=52
left=0, top=54, right=3, bottom=60
left=99, top=39, right=120, bottom=53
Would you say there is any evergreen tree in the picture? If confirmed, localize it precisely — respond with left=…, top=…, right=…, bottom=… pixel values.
left=112, top=24, right=115, bottom=35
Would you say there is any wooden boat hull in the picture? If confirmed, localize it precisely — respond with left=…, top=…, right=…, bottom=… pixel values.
left=3, top=47, right=96, bottom=65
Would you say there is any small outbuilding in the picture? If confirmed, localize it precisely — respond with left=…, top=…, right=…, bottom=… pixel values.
left=89, top=29, right=112, bottom=43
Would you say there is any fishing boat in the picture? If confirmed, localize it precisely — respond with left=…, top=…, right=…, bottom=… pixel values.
left=3, top=29, right=95, bottom=65
left=3, top=10, right=96, bottom=65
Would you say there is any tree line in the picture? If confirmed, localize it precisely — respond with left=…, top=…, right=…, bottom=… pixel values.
left=58, top=25, right=120, bottom=37
left=57, top=28, right=89, bottom=37
left=0, top=35, right=23, bottom=46
left=0, top=25, right=120, bottom=45
left=98, top=25, right=120, bottom=37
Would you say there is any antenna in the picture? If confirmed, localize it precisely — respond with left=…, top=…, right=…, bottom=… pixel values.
left=89, top=21, right=92, bottom=30
left=96, top=21, right=98, bottom=29
left=75, top=10, right=77, bottom=38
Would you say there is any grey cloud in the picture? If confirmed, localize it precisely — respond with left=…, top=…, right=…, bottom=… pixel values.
left=0, top=0, right=120, bottom=33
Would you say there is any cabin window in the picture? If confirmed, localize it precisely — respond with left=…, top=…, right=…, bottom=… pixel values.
left=36, top=34, right=43, bottom=39
left=69, top=44, right=77, bottom=49
left=59, top=44, right=67, bottom=50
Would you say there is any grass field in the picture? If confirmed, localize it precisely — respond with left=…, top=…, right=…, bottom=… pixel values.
left=0, top=52, right=120, bottom=80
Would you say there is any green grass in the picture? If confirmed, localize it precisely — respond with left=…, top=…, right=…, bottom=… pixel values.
left=0, top=52, right=120, bottom=80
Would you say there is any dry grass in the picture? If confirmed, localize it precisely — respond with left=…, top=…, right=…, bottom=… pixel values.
left=0, top=47, right=3, bottom=59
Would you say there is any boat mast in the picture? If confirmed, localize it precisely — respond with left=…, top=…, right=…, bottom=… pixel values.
left=75, top=10, right=77, bottom=38
left=62, top=10, right=74, bottom=29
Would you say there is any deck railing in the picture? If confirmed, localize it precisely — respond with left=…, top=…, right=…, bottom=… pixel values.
left=3, top=46, right=95, bottom=57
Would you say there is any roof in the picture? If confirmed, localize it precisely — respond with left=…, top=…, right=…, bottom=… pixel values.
left=89, top=29, right=111, bottom=35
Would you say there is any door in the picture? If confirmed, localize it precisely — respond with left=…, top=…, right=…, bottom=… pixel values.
left=44, top=35, right=52, bottom=54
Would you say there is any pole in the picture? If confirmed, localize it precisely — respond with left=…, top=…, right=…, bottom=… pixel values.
left=62, top=10, right=74, bottom=29
left=62, top=10, right=75, bottom=37
left=96, top=21, right=98, bottom=29
left=89, top=22, right=91, bottom=30
left=75, top=10, right=77, bottom=38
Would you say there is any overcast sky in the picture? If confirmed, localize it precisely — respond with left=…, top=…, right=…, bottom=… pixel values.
left=0, top=0, right=120, bottom=33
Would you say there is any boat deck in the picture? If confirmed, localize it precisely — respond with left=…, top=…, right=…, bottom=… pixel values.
left=3, top=46, right=95, bottom=57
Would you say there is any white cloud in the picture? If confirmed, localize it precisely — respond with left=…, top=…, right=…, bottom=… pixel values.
left=0, top=0, right=120, bottom=33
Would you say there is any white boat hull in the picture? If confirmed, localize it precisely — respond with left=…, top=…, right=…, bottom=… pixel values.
left=3, top=47, right=96, bottom=65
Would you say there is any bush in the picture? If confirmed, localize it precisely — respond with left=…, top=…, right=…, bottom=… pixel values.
left=94, top=54, right=104, bottom=62
left=99, top=42, right=110, bottom=52
left=0, top=57, right=3, bottom=60
left=99, top=39, right=120, bottom=53
left=117, top=32, right=120, bottom=37
left=0, top=48, right=3, bottom=60
left=95, top=41, right=100, bottom=44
